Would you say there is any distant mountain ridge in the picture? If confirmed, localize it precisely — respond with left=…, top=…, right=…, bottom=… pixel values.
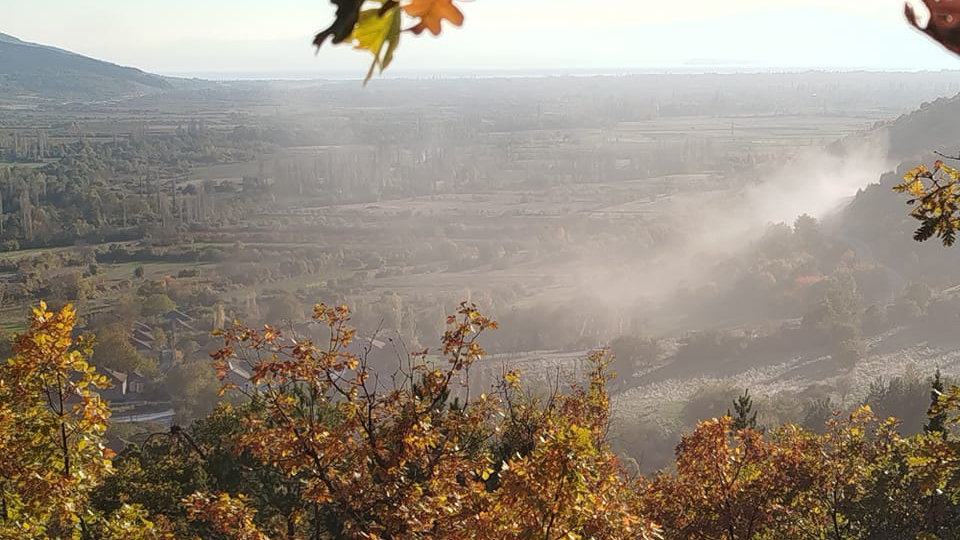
left=0, top=32, right=172, bottom=103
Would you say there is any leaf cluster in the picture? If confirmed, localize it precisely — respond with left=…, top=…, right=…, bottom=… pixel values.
left=643, top=403, right=960, bottom=540
left=191, top=302, right=655, bottom=539
left=313, top=0, right=467, bottom=83
left=893, top=160, right=960, bottom=246
left=0, top=302, right=172, bottom=539
left=14, top=300, right=960, bottom=539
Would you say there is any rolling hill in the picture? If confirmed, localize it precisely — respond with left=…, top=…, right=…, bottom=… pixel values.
left=0, top=32, right=172, bottom=103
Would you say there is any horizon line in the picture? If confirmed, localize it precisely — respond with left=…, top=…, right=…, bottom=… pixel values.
left=161, top=66, right=960, bottom=82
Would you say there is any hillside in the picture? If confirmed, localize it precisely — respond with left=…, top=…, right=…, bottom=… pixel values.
left=835, top=90, right=960, bottom=281
left=0, top=32, right=172, bottom=103
left=603, top=92, right=960, bottom=470
left=883, top=93, right=960, bottom=161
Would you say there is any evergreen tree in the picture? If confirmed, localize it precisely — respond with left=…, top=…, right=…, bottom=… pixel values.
left=925, top=368, right=948, bottom=440
left=728, top=388, right=759, bottom=432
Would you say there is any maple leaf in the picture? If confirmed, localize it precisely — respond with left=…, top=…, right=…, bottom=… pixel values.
left=906, top=0, right=960, bottom=55
left=404, top=0, right=464, bottom=36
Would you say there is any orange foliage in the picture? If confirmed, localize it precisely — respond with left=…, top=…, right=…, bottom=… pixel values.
left=313, top=0, right=471, bottom=83
left=404, top=0, right=465, bottom=35
left=193, top=302, right=656, bottom=540
left=10, top=301, right=960, bottom=539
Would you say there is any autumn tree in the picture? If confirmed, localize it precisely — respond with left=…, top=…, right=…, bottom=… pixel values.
left=775, top=407, right=900, bottom=540
left=641, top=416, right=789, bottom=540
left=642, top=405, right=960, bottom=540
left=0, top=302, right=169, bottom=539
left=187, top=302, right=656, bottom=540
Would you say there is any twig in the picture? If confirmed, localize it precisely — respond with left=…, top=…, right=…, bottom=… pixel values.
left=934, top=150, right=960, bottom=161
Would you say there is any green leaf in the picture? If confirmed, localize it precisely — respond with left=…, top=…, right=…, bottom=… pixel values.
left=381, top=8, right=402, bottom=73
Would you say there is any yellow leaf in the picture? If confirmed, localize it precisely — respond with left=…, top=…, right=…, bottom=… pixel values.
left=940, top=163, right=960, bottom=181
left=350, top=6, right=402, bottom=84
left=908, top=178, right=925, bottom=197
left=903, top=165, right=929, bottom=183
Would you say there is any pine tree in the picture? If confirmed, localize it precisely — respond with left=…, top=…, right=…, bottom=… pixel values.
left=728, top=388, right=759, bottom=432
left=925, top=369, right=947, bottom=440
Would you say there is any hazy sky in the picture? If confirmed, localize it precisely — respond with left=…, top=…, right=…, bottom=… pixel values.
left=4, top=0, right=960, bottom=77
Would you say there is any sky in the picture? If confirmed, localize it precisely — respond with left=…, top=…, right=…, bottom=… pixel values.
left=4, top=0, right=960, bottom=78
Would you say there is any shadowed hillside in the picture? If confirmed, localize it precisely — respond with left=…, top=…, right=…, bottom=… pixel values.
left=0, top=32, right=171, bottom=103
left=835, top=91, right=960, bottom=283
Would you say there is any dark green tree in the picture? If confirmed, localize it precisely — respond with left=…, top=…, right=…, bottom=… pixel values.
left=92, top=323, right=156, bottom=374
left=727, top=388, right=759, bottom=432
left=92, top=403, right=303, bottom=538
left=141, top=293, right=176, bottom=317
left=925, top=368, right=948, bottom=440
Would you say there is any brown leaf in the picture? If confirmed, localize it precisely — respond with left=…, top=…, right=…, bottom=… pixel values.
left=906, top=0, right=960, bottom=55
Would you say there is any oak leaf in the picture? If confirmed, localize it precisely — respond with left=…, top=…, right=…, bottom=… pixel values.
left=404, top=0, right=464, bottom=36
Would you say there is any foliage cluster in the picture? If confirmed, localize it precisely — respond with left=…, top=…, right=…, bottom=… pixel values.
left=3, top=302, right=656, bottom=539
left=314, top=0, right=468, bottom=83
left=894, top=159, right=960, bottom=246
left=7, top=301, right=960, bottom=539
